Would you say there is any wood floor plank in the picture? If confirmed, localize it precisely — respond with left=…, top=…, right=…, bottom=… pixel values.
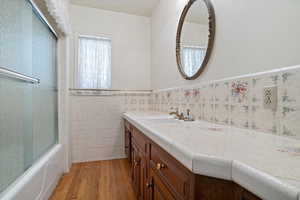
left=49, top=163, right=81, bottom=199
left=49, top=159, right=136, bottom=200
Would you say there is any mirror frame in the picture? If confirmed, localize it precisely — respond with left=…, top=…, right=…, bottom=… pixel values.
left=176, top=0, right=216, bottom=80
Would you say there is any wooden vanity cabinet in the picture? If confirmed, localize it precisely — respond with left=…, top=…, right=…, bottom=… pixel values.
left=141, top=152, right=149, bottom=200
left=149, top=168, right=176, bottom=200
left=124, top=120, right=261, bottom=200
left=132, top=142, right=149, bottom=200
left=149, top=142, right=194, bottom=200
left=130, top=125, right=150, bottom=200
left=131, top=141, right=150, bottom=200
left=125, top=121, right=132, bottom=163
left=234, top=184, right=262, bottom=200
left=132, top=143, right=141, bottom=198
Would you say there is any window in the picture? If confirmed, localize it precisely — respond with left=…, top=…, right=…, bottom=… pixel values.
left=182, top=46, right=206, bottom=77
left=76, top=36, right=112, bottom=89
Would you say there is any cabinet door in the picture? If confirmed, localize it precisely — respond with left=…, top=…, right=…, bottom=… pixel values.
left=132, top=145, right=141, bottom=198
left=140, top=153, right=149, bottom=200
left=125, top=127, right=131, bottom=163
left=238, top=192, right=261, bottom=200
left=148, top=169, right=176, bottom=200
left=234, top=185, right=262, bottom=200
left=132, top=144, right=148, bottom=200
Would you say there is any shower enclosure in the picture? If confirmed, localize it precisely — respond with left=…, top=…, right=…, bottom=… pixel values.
left=0, top=0, right=58, bottom=193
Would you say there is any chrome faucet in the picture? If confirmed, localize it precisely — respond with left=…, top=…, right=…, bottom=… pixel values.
left=169, top=107, right=194, bottom=121
left=183, top=109, right=195, bottom=121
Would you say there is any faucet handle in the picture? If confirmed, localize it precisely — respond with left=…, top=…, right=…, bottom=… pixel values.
left=169, top=107, right=179, bottom=118
left=187, top=109, right=190, bottom=116
left=179, top=112, right=184, bottom=120
left=185, top=109, right=194, bottom=121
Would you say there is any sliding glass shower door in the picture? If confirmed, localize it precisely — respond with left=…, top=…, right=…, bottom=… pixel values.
left=0, top=0, right=58, bottom=193
left=31, top=1, right=58, bottom=161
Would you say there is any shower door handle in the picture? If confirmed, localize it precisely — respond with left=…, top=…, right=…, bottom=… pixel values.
left=0, top=67, right=40, bottom=84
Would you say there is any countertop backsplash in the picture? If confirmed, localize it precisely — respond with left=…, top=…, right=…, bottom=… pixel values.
left=69, top=65, right=299, bottom=162
left=70, top=65, right=300, bottom=147
left=150, top=65, right=300, bottom=140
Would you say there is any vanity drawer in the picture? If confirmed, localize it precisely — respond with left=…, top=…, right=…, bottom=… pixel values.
left=149, top=142, right=192, bottom=200
left=132, top=127, right=148, bottom=154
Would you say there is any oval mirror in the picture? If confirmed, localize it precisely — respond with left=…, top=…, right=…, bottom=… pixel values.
left=176, top=0, right=215, bottom=80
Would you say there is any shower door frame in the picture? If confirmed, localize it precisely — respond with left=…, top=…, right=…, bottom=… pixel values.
left=28, top=0, right=71, bottom=173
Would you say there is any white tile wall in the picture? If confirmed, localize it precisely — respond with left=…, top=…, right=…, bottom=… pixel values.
left=151, top=65, right=300, bottom=140
left=70, top=65, right=300, bottom=163
left=70, top=92, right=151, bottom=163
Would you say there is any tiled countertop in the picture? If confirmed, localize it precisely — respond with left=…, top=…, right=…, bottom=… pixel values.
left=123, top=111, right=300, bottom=200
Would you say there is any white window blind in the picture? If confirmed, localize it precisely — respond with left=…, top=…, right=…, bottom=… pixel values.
left=76, top=36, right=112, bottom=89
left=182, top=46, right=206, bottom=77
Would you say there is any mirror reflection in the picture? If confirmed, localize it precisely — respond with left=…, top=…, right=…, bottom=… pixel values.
left=179, top=0, right=210, bottom=78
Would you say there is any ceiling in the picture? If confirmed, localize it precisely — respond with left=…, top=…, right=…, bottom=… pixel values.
left=70, top=0, right=160, bottom=17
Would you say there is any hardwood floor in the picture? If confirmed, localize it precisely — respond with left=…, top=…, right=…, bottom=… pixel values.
left=49, top=159, right=136, bottom=200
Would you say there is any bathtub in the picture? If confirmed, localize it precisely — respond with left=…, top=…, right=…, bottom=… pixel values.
left=0, top=144, right=64, bottom=200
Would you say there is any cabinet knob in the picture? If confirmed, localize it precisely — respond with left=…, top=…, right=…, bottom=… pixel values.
left=156, top=163, right=166, bottom=170
left=134, top=160, right=140, bottom=166
left=146, top=182, right=153, bottom=188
